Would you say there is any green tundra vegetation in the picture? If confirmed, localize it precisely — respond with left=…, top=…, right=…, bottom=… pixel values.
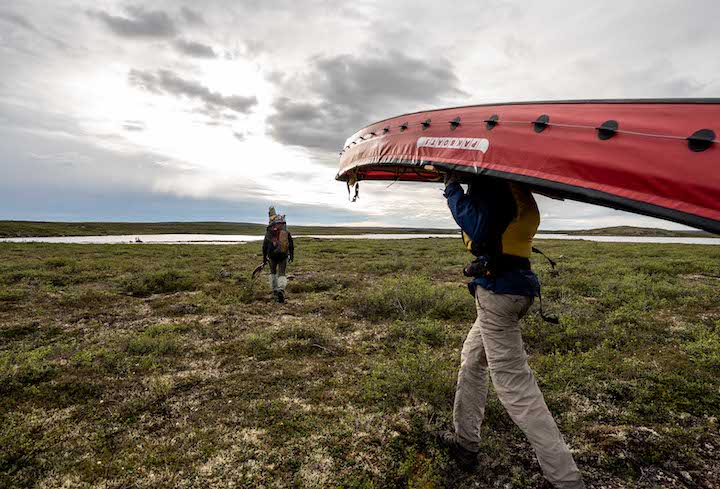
left=0, top=220, right=457, bottom=238
left=1, top=238, right=719, bottom=488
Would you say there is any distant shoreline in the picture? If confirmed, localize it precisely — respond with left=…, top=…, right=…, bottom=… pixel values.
left=0, top=221, right=716, bottom=239
left=539, top=226, right=717, bottom=238
left=0, top=221, right=458, bottom=238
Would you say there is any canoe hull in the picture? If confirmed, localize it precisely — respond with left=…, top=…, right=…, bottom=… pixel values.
left=337, top=100, right=720, bottom=233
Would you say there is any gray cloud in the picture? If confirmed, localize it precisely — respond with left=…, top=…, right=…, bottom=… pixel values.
left=312, top=52, right=466, bottom=106
left=180, top=7, right=206, bottom=26
left=0, top=11, right=35, bottom=31
left=173, top=39, right=216, bottom=58
left=129, top=69, right=258, bottom=115
left=122, top=120, right=145, bottom=132
left=233, top=131, right=246, bottom=142
left=0, top=9, right=69, bottom=50
left=90, top=5, right=176, bottom=39
left=0, top=100, right=85, bottom=140
left=267, top=51, right=466, bottom=153
left=270, top=170, right=315, bottom=182
left=503, top=35, right=533, bottom=60
left=244, top=40, right=265, bottom=57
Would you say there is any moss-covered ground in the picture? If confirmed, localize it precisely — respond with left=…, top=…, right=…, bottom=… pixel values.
left=1, top=239, right=719, bottom=488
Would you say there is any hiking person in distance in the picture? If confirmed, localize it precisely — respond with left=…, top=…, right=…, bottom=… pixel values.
left=262, top=206, right=294, bottom=303
left=437, top=172, right=585, bottom=488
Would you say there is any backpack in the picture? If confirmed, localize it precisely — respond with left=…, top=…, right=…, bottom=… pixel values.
left=461, top=180, right=516, bottom=258
left=269, top=220, right=289, bottom=256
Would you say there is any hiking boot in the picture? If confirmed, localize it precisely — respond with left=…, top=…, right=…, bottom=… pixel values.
left=436, top=431, right=478, bottom=469
left=277, top=291, right=285, bottom=303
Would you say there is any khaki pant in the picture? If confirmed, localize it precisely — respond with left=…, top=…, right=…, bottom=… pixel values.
left=453, top=286, right=584, bottom=489
left=268, top=257, right=287, bottom=292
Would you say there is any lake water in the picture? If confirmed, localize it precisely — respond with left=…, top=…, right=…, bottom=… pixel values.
left=0, top=233, right=719, bottom=245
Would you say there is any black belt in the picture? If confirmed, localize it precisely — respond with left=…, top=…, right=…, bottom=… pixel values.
left=496, top=254, right=531, bottom=272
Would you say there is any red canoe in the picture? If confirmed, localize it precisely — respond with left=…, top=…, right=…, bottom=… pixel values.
left=336, top=99, right=720, bottom=233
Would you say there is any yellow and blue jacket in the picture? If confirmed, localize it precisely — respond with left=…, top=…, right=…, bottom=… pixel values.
left=444, top=180, right=540, bottom=297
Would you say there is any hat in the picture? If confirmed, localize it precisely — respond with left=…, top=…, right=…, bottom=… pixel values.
left=268, top=206, right=276, bottom=219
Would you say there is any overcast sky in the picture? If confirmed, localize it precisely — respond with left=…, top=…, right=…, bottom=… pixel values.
left=1, top=0, right=717, bottom=229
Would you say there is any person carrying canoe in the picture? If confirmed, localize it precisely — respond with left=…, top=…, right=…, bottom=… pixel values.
left=437, top=173, right=585, bottom=488
left=262, top=206, right=294, bottom=303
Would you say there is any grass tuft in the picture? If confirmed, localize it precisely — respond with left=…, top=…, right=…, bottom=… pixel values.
left=362, top=344, right=455, bottom=409
left=356, top=276, right=473, bottom=321
left=119, top=269, right=195, bottom=297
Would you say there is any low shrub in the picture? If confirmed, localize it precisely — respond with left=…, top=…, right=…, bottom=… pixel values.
left=125, top=323, right=189, bottom=356
left=365, top=259, right=410, bottom=274
left=0, top=289, right=26, bottom=303
left=241, top=332, right=273, bottom=360
left=384, top=319, right=449, bottom=348
left=0, top=346, right=57, bottom=395
left=276, top=323, right=340, bottom=357
left=127, top=334, right=180, bottom=356
left=356, top=276, right=473, bottom=321
left=44, top=257, right=78, bottom=270
left=361, top=344, right=455, bottom=409
left=119, top=270, right=195, bottom=297
left=286, top=276, right=339, bottom=293
left=58, top=289, right=113, bottom=308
